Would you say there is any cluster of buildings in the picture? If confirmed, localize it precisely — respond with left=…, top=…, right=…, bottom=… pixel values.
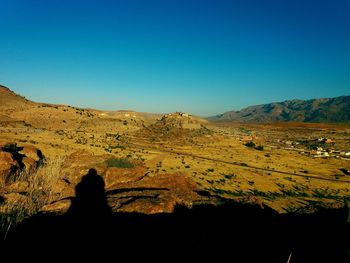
left=310, top=148, right=350, bottom=158
left=256, top=137, right=350, bottom=160
left=280, top=138, right=350, bottom=159
left=163, top=112, right=191, bottom=119
left=316, top=137, right=336, bottom=144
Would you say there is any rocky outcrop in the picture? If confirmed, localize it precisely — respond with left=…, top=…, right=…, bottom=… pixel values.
left=0, top=143, right=44, bottom=186
left=0, top=151, right=19, bottom=186
left=41, top=151, right=237, bottom=214
left=138, top=112, right=212, bottom=141
left=158, top=112, right=203, bottom=129
left=106, top=172, right=202, bottom=214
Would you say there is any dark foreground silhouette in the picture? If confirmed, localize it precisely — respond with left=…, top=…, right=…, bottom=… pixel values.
left=2, top=169, right=350, bottom=262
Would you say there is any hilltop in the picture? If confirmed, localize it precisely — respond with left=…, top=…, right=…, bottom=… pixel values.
left=156, top=112, right=207, bottom=130
left=208, top=95, right=350, bottom=123
left=137, top=112, right=212, bottom=141
left=0, top=85, right=35, bottom=112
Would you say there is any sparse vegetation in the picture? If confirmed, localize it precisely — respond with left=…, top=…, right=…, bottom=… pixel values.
left=0, top=156, right=65, bottom=237
left=105, top=158, right=135, bottom=168
left=2, top=143, right=18, bottom=152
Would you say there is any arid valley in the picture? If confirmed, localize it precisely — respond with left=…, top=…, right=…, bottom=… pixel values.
left=1, top=85, right=350, bottom=260
left=2, top=1, right=350, bottom=261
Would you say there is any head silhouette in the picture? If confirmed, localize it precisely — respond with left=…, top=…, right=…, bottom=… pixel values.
left=68, top=168, right=111, bottom=219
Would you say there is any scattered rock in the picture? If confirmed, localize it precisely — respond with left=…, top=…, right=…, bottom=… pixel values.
left=292, top=201, right=346, bottom=214
left=107, top=172, right=201, bottom=214
left=235, top=196, right=265, bottom=210
left=41, top=199, right=71, bottom=214
left=19, top=146, right=43, bottom=162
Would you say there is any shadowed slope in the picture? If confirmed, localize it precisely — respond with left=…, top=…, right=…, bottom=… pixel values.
left=4, top=168, right=349, bottom=262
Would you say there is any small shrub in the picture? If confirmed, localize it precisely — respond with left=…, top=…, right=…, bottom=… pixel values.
left=276, top=183, right=285, bottom=188
left=245, top=141, right=256, bottom=148
left=217, top=178, right=226, bottom=184
left=224, top=174, right=236, bottom=179
left=255, top=145, right=264, bottom=151
left=248, top=181, right=255, bottom=186
left=2, top=143, right=18, bottom=152
left=109, top=145, right=125, bottom=150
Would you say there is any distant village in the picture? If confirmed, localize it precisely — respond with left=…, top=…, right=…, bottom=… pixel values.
left=249, top=136, right=349, bottom=160
left=276, top=137, right=350, bottom=160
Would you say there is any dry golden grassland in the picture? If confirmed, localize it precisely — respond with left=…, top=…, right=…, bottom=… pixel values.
left=1, top=120, right=349, bottom=214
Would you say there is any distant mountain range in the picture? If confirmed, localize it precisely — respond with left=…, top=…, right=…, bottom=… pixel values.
left=2, top=84, right=349, bottom=124
left=208, top=95, right=350, bottom=123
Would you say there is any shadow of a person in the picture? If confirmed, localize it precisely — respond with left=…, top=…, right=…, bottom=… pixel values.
left=66, top=168, right=112, bottom=240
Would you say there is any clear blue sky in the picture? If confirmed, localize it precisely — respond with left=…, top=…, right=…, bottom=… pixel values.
left=0, top=0, right=349, bottom=116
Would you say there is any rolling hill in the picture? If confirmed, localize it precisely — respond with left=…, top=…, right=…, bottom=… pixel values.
left=0, top=85, right=160, bottom=131
left=0, top=85, right=35, bottom=111
left=208, top=95, right=350, bottom=123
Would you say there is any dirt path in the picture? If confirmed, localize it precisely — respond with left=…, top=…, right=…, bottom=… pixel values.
left=145, top=153, right=169, bottom=166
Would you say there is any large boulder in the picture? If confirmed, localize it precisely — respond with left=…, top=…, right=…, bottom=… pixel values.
left=106, top=172, right=202, bottom=214
left=18, top=145, right=43, bottom=162
left=0, top=143, right=45, bottom=186
left=0, top=151, right=20, bottom=186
